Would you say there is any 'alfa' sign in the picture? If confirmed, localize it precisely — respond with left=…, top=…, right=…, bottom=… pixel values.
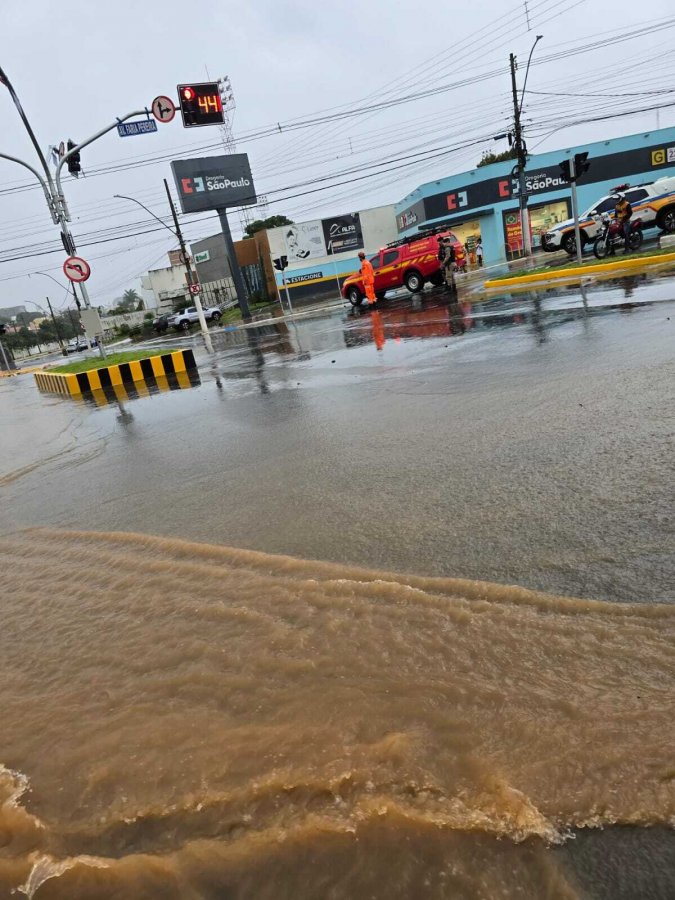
left=171, top=154, right=257, bottom=213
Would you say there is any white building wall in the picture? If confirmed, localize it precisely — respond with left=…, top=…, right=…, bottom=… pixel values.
left=140, top=265, right=189, bottom=313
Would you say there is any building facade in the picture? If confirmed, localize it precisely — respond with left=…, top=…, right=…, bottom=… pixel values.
left=395, top=125, right=675, bottom=266
left=140, top=258, right=189, bottom=313
left=266, top=205, right=399, bottom=305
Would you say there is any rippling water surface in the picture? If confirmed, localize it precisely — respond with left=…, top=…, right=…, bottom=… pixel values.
left=0, top=529, right=673, bottom=898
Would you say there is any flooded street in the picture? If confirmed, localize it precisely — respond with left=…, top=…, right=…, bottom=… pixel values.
left=1, top=278, right=674, bottom=897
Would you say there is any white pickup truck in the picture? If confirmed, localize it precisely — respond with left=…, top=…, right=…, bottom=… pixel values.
left=167, top=305, right=222, bottom=331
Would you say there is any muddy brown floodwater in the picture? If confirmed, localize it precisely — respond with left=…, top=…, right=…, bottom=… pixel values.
left=0, top=529, right=673, bottom=899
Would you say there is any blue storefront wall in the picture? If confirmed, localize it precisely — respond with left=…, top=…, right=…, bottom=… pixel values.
left=395, top=125, right=675, bottom=264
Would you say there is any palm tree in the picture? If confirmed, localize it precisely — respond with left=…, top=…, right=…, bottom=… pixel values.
left=122, top=288, right=141, bottom=308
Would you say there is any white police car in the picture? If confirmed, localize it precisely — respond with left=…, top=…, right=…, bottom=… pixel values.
left=541, top=177, right=675, bottom=254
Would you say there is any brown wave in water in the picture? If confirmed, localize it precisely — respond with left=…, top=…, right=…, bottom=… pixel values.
left=0, top=529, right=673, bottom=898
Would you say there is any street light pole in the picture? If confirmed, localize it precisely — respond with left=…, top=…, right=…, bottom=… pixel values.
left=509, top=35, right=542, bottom=261
left=113, top=187, right=214, bottom=354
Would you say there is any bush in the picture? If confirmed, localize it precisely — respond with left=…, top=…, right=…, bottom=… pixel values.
left=128, top=325, right=142, bottom=339
left=117, top=323, right=131, bottom=336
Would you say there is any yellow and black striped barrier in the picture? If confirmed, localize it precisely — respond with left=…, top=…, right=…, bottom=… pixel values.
left=35, top=349, right=198, bottom=397
left=78, top=371, right=200, bottom=408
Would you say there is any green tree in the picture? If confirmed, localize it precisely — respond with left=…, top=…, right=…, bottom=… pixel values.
left=5, top=326, right=39, bottom=354
left=244, top=215, right=294, bottom=238
left=38, top=320, right=57, bottom=344
left=476, top=148, right=518, bottom=168
left=122, top=288, right=141, bottom=306
left=110, top=288, right=142, bottom=314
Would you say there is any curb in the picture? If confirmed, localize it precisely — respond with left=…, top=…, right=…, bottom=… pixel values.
left=35, top=349, right=197, bottom=397
left=483, top=251, right=675, bottom=290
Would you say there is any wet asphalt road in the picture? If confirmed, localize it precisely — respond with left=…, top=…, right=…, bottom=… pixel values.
left=1, top=271, right=674, bottom=603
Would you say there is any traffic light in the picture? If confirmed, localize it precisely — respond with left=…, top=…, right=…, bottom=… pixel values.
left=559, top=153, right=590, bottom=183
left=559, top=159, right=572, bottom=182
left=177, top=82, right=224, bottom=127
left=574, top=151, right=590, bottom=179
left=273, top=256, right=288, bottom=271
left=66, top=140, right=81, bottom=177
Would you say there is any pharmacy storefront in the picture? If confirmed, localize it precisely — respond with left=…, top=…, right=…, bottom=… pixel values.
left=502, top=199, right=571, bottom=256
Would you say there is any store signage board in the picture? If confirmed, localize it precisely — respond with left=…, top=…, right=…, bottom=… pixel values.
left=171, top=154, right=257, bottom=213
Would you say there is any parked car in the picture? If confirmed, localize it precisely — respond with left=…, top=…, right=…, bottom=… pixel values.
left=341, top=231, right=462, bottom=306
left=541, top=176, right=675, bottom=255
left=66, top=338, right=90, bottom=353
left=167, top=306, right=222, bottom=331
left=153, top=314, right=170, bottom=333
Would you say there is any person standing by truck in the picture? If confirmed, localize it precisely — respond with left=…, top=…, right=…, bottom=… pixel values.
left=438, top=238, right=456, bottom=291
left=358, top=251, right=377, bottom=305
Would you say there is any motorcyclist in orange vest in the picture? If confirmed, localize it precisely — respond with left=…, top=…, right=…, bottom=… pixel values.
left=358, top=251, right=377, bottom=305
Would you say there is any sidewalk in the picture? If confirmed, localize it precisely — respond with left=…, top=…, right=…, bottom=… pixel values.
left=483, top=249, right=675, bottom=291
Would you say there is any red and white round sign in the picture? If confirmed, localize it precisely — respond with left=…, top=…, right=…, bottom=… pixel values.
left=63, top=256, right=91, bottom=283
left=152, top=95, right=176, bottom=123
left=188, top=282, right=202, bottom=295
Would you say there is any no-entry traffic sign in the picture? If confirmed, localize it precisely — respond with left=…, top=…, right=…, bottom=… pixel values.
left=152, top=95, right=176, bottom=123
left=63, top=256, right=91, bottom=283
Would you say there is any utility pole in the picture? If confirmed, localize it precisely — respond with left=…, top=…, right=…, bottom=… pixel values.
left=509, top=53, right=532, bottom=259
left=45, top=297, right=66, bottom=354
left=163, top=179, right=214, bottom=354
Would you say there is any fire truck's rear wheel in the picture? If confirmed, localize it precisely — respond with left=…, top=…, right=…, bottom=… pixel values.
left=404, top=270, right=423, bottom=293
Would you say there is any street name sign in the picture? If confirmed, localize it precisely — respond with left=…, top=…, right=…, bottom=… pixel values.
left=117, top=120, right=158, bottom=137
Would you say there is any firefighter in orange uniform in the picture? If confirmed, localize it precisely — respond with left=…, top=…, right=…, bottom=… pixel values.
left=358, top=251, right=377, bottom=305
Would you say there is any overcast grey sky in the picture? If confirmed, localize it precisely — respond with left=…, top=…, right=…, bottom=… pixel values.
left=1, top=0, right=673, bottom=311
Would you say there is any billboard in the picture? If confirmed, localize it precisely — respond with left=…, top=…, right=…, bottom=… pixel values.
left=283, top=221, right=326, bottom=261
left=322, top=213, right=363, bottom=255
left=171, top=154, right=257, bottom=213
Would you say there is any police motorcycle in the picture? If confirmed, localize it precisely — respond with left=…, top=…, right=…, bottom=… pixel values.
left=591, top=211, right=644, bottom=259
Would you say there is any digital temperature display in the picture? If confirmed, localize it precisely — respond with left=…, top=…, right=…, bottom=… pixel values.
left=177, top=82, right=224, bottom=128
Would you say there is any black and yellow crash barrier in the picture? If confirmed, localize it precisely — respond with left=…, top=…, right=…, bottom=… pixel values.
left=76, top=371, right=201, bottom=407
left=35, top=349, right=197, bottom=397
